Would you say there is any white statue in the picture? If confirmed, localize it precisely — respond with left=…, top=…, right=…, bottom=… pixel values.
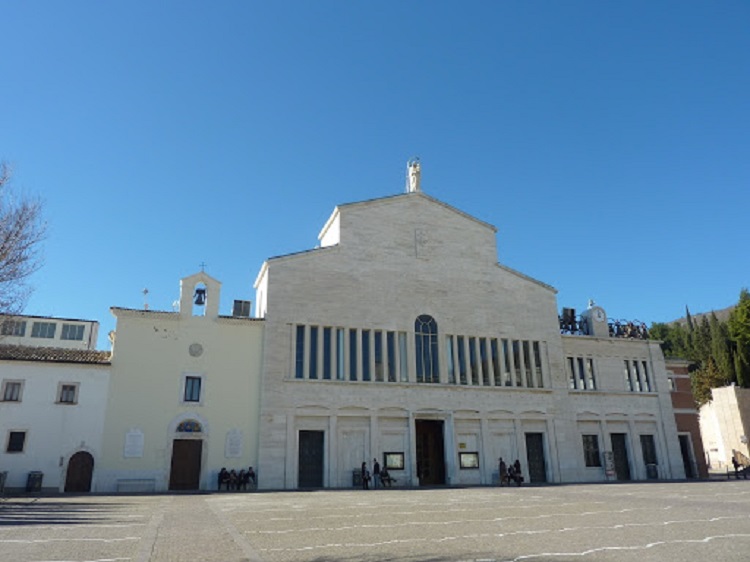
left=407, top=157, right=421, bottom=193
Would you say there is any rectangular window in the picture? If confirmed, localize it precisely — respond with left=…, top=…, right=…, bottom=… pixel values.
left=322, top=327, right=332, bottom=380
left=2, top=380, right=23, bottom=402
left=58, top=383, right=78, bottom=404
left=374, top=331, right=384, bottom=382
left=184, top=376, right=202, bottom=402
left=641, top=361, right=652, bottom=392
left=586, top=358, right=597, bottom=390
left=502, top=339, right=512, bottom=386
left=295, top=325, right=305, bottom=379
left=491, top=339, right=502, bottom=386
left=446, top=335, right=456, bottom=384
left=567, top=357, right=577, bottom=389
left=469, top=337, right=479, bottom=385
left=361, top=330, right=371, bottom=382
left=1, top=319, right=26, bottom=336
left=512, top=341, right=523, bottom=387
left=336, top=328, right=345, bottom=380
left=349, top=329, right=358, bottom=381
left=457, top=336, right=467, bottom=385
left=309, top=326, right=319, bottom=380
left=523, top=341, right=534, bottom=388
left=386, top=331, right=396, bottom=382
left=61, top=323, right=85, bottom=341
left=624, top=360, right=633, bottom=392
left=31, top=321, right=56, bottom=339
left=533, top=342, right=544, bottom=388
left=582, top=435, right=601, bottom=467
left=632, top=361, right=642, bottom=392
left=398, top=332, right=408, bottom=382
left=6, top=431, right=26, bottom=453
left=480, top=338, right=490, bottom=386
left=577, top=357, right=586, bottom=390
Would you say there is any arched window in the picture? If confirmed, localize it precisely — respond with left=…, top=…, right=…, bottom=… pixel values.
left=177, top=419, right=203, bottom=433
left=415, top=315, right=439, bottom=383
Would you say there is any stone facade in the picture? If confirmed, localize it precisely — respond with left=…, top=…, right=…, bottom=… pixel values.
left=253, top=192, right=686, bottom=489
left=700, top=384, right=750, bottom=469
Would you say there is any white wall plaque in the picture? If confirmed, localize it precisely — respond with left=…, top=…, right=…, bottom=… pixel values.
left=225, top=429, right=243, bottom=458
left=124, top=429, right=144, bottom=458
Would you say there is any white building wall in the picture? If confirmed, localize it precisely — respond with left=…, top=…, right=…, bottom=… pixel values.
left=0, top=361, right=110, bottom=492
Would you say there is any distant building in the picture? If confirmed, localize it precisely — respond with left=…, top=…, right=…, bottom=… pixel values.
left=0, top=314, right=99, bottom=350
left=700, top=384, right=750, bottom=470
left=664, top=358, right=707, bottom=478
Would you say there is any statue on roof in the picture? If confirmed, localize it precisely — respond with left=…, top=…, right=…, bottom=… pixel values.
left=407, top=157, right=421, bottom=193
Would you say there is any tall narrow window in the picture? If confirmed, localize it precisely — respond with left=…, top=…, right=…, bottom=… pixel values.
left=469, top=337, right=479, bottom=385
left=513, top=341, right=523, bottom=387
left=295, top=325, right=305, bottom=379
left=624, top=360, right=633, bottom=391
left=387, top=332, right=397, bottom=382
left=374, top=331, right=384, bottom=382
left=641, top=361, right=652, bottom=391
left=480, top=339, right=490, bottom=386
left=446, top=335, right=456, bottom=384
left=349, top=329, right=358, bottom=381
left=523, top=341, right=534, bottom=388
left=336, top=328, right=345, bottom=380
left=491, top=339, right=502, bottom=386
left=502, top=339, right=512, bottom=386
left=361, top=330, right=371, bottom=381
left=632, top=361, right=642, bottom=392
left=586, top=358, right=597, bottom=390
left=398, top=332, right=408, bottom=382
left=309, top=326, right=319, bottom=380
left=457, top=335, right=467, bottom=385
left=322, top=327, right=332, bottom=380
left=533, top=342, right=544, bottom=388
left=415, top=315, right=439, bottom=383
left=577, top=357, right=586, bottom=390
left=568, top=357, right=577, bottom=389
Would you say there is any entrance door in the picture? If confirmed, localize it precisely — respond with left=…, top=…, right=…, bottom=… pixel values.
left=415, top=420, right=445, bottom=486
left=298, top=430, right=324, bottom=488
left=169, top=439, right=202, bottom=490
left=610, top=433, right=631, bottom=481
left=64, top=451, right=94, bottom=492
left=525, top=433, right=547, bottom=483
left=679, top=435, right=696, bottom=478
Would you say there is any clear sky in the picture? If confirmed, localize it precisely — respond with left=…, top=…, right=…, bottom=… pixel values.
left=2, top=1, right=748, bottom=349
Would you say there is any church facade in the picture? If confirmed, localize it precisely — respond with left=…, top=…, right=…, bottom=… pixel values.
left=253, top=174, right=685, bottom=489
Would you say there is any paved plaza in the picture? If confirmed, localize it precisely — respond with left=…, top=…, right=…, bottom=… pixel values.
left=1, top=481, right=750, bottom=562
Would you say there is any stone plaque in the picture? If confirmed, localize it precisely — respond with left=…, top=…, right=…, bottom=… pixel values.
left=225, top=429, right=243, bottom=458
left=124, top=429, right=144, bottom=458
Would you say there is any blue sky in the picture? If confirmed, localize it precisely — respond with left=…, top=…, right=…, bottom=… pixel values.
left=2, top=2, right=748, bottom=349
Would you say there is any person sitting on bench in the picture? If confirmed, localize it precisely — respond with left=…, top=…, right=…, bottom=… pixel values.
left=380, top=466, right=396, bottom=487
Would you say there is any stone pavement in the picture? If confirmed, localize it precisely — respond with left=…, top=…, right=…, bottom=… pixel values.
left=2, top=481, right=750, bottom=562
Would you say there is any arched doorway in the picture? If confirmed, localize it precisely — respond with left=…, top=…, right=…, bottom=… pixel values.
left=65, top=451, right=94, bottom=492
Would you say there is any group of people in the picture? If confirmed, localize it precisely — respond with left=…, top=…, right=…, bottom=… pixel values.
left=498, top=458, right=523, bottom=486
left=361, top=459, right=395, bottom=489
left=218, top=466, right=256, bottom=491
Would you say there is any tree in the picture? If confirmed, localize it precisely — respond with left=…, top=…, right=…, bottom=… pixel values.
left=728, top=289, right=750, bottom=388
left=0, top=162, right=46, bottom=315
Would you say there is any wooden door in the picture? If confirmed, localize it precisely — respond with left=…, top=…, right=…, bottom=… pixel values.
left=611, top=433, right=631, bottom=481
left=415, top=420, right=445, bottom=486
left=169, top=439, right=202, bottom=490
left=64, top=451, right=94, bottom=493
left=525, top=433, right=547, bottom=483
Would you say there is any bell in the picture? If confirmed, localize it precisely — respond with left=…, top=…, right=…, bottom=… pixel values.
left=194, top=288, right=206, bottom=306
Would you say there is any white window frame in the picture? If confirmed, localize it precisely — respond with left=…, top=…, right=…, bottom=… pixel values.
left=31, top=321, right=57, bottom=339
left=56, top=382, right=80, bottom=405
left=61, top=323, right=85, bottom=341
left=1, top=319, right=26, bottom=336
left=180, top=373, right=205, bottom=405
left=1, top=379, right=24, bottom=402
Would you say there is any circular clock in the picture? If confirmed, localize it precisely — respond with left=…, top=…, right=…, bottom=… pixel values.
left=593, top=308, right=606, bottom=322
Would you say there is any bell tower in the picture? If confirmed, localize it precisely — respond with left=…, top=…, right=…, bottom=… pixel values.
left=179, top=271, right=221, bottom=318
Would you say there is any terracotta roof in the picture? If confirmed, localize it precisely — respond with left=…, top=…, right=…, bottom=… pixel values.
left=0, top=344, right=111, bottom=364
